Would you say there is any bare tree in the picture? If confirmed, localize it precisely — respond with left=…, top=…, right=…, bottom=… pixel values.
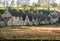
left=38, top=0, right=56, bottom=10
left=32, top=2, right=37, bottom=7
left=10, top=0, right=14, bottom=7
left=51, top=2, right=58, bottom=10
left=21, top=0, right=30, bottom=12
left=38, top=0, right=42, bottom=7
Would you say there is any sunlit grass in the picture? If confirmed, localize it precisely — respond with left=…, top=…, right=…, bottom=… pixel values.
left=0, top=6, right=6, bottom=10
left=0, top=6, right=59, bottom=12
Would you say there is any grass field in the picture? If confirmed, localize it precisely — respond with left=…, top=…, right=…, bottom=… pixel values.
left=0, top=6, right=60, bottom=11
left=0, top=26, right=60, bottom=40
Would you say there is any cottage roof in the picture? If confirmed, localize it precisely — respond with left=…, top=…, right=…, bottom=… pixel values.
left=8, top=10, right=37, bottom=21
left=8, top=10, right=52, bottom=21
left=9, top=10, right=22, bottom=16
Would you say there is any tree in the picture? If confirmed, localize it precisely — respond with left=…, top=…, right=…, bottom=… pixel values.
left=58, top=3, right=60, bottom=9
left=21, top=0, right=30, bottom=12
left=33, top=2, right=37, bottom=7
left=38, top=0, right=56, bottom=10
left=21, top=0, right=30, bottom=6
left=10, top=0, right=14, bottom=7
left=38, top=0, right=42, bottom=7
left=51, top=2, right=58, bottom=10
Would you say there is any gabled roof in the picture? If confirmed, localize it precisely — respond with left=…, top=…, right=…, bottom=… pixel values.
left=1, top=10, right=12, bottom=18
left=8, top=10, right=22, bottom=16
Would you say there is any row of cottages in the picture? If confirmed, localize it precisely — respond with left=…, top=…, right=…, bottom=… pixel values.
left=1, top=10, right=40, bottom=26
left=0, top=10, right=59, bottom=26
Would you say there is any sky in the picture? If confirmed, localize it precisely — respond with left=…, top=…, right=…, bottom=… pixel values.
left=0, top=0, right=60, bottom=6
left=0, top=0, right=60, bottom=4
left=30, top=0, right=60, bottom=5
left=55, top=0, right=60, bottom=4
